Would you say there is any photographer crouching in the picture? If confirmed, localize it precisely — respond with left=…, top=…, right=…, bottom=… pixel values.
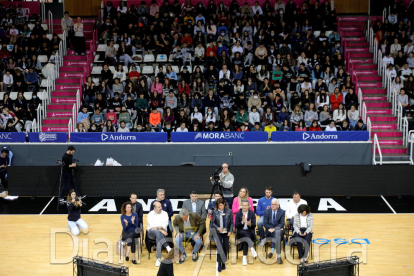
left=210, top=163, right=234, bottom=209
left=60, top=146, right=81, bottom=201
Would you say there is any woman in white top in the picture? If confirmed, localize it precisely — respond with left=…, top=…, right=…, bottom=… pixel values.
left=297, top=52, right=309, bottom=70
left=75, top=123, right=86, bottom=133
left=248, top=106, right=260, bottom=128
left=292, top=204, right=314, bottom=264
left=74, top=17, right=86, bottom=55
left=190, top=107, right=203, bottom=123
left=347, top=105, right=359, bottom=129
left=333, top=103, right=346, bottom=127
left=204, top=107, right=216, bottom=124
left=9, top=24, right=19, bottom=44
left=325, top=120, right=337, bottom=131
left=175, top=122, right=188, bottom=132
left=117, top=1, right=128, bottom=13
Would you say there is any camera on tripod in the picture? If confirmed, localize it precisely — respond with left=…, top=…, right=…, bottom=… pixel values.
left=211, top=166, right=222, bottom=185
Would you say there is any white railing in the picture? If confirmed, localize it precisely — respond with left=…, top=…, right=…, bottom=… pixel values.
left=72, top=104, right=76, bottom=132
left=367, top=117, right=372, bottom=138
left=397, top=103, right=402, bottom=130
left=373, top=134, right=382, bottom=165
left=41, top=2, right=46, bottom=24
left=63, top=31, right=67, bottom=56
left=76, top=89, right=80, bottom=113
left=410, top=133, right=414, bottom=165
left=32, top=118, right=37, bottom=132
left=361, top=102, right=367, bottom=123
left=358, top=88, right=363, bottom=117
left=382, top=8, right=387, bottom=22
left=68, top=118, right=73, bottom=138
left=402, top=116, right=409, bottom=147
left=373, top=38, right=378, bottom=62
left=331, top=0, right=334, bottom=10
left=48, top=11, right=53, bottom=34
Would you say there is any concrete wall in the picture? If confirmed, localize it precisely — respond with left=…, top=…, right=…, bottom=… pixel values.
left=6, top=142, right=372, bottom=166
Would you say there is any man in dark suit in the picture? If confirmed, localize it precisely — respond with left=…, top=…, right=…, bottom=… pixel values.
left=182, top=190, right=207, bottom=219
left=130, top=193, right=143, bottom=226
left=173, top=208, right=206, bottom=263
left=235, top=200, right=258, bottom=266
left=263, top=198, right=285, bottom=264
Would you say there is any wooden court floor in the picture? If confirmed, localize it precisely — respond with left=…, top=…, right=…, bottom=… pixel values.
left=0, top=213, right=413, bottom=276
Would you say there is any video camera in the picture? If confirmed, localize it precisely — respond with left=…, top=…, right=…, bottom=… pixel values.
left=211, top=166, right=222, bottom=185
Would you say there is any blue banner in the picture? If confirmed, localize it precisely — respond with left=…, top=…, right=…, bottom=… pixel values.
left=70, top=132, right=167, bottom=142
left=271, top=131, right=370, bottom=142
left=171, top=132, right=268, bottom=142
left=29, top=132, right=67, bottom=143
left=0, top=132, right=26, bottom=142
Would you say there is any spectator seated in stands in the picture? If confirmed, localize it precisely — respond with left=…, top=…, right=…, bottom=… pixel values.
left=325, top=120, right=337, bottom=131
left=149, top=107, right=162, bottom=130
left=292, top=204, right=314, bottom=264
left=353, top=119, right=367, bottom=131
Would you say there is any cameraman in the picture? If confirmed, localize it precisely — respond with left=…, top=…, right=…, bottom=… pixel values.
left=60, top=146, right=80, bottom=201
left=210, top=163, right=234, bottom=209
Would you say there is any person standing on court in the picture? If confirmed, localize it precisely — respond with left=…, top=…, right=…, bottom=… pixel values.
left=60, top=146, right=80, bottom=201
left=157, top=248, right=180, bottom=276
left=73, top=17, right=86, bottom=55
left=210, top=163, right=234, bottom=209
left=61, top=11, right=74, bottom=50
left=67, top=189, right=88, bottom=236
left=210, top=198, right=232, bottom=272
left=256, top=186, right=274, bottom=240
left=264, top=198, right=285, bottom=264
left=120, top=201, right=139, bottom=264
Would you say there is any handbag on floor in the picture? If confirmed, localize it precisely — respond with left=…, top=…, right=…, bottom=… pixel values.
left=116, top=239, right=127, bottom=256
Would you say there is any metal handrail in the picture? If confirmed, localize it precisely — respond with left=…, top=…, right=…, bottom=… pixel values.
left=397, top=103, right=402, bottom=130
left=72, top=103, right=76, bottom=132
left=32, top=118, right=37, bottom=133
left=373, top=134, right=382, bottom=165
left=402, top=117, right=409, bottom=147
left=362, top=102, right=367, bottom=123
left=48, top=11, right=53, bottom=34
left=68, top=118, right=72, bottom=138
left=410, top=133, right=414, bottom=165
left=367, top=117, right=372, bottom=138
left=358, top=87, right=363, bottom=118
left=373, top=38, right=378, bottom=62
left=41, top=2, right=46, bottom=24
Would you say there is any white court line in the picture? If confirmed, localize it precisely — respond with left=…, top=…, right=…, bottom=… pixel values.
left=39, top=196, right=55, bottom=215
left=381, top=195, right=397, bottom=214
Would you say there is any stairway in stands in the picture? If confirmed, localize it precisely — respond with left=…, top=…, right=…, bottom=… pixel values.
left=340, top=16, right=407, bottom=157
left=42, top=19, right=95, bottom=132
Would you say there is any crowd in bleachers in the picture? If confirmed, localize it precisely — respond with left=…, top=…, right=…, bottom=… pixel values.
left=375, top=2, right=414, bottom=117
left=0, top=3, right=59, bottom=133
left=80, top=0, right=368, bottom=138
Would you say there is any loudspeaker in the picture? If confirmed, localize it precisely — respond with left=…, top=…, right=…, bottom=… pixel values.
left=73, top=256, right=128, bottom=276
left=298, top=256, right=359, bottom=276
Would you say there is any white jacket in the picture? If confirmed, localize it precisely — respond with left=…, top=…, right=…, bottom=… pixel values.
left=249, top=111, right=260, bottom=125
left=42, top=63, right=56, bottom=81
left=333, top=109, right=346, bottom=121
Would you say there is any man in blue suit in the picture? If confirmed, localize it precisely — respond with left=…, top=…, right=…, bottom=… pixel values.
left=263, top=198, right=285, bottom=264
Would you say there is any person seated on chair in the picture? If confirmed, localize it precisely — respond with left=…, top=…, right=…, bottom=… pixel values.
left=147, top=201, right=173, bottom=267
left=130, top=193, right=143, bottom=227
left=210, top=198, right=232, bottom=272
left=256, top=186, right=274, bottom=240
left=232, top=187, right=254, bottom=227
left=120, top=201, right=139, bottom=264
left=182, top=190, right=207, bottom=219
left=173, top=208, right=206, bottom=263
left=292, top=204, right=314, bottom=264
left=286, top=191, right=308, bottom=228
left=263, top=198, right=285, bottom=264
left=150, top=189, right=174, bottom=230
left=235, top=200, right=258, bottom=266
left=207, top=190, right=223, bottom=219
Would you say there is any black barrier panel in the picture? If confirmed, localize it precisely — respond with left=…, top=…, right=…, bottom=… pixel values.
left=7, top=165, right=414, bottom=197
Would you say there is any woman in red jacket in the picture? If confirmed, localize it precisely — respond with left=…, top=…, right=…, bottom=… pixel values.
left=308, top=120, right=321, bottom=131
left=295, top=120, right=307, bottom=131
left=178, top=79, right=191, bottom=97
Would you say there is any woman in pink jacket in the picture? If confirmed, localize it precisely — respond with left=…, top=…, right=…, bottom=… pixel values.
left=232, top=187, right=254, bottom=226
left=151, top=76, right=163, bottom=95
